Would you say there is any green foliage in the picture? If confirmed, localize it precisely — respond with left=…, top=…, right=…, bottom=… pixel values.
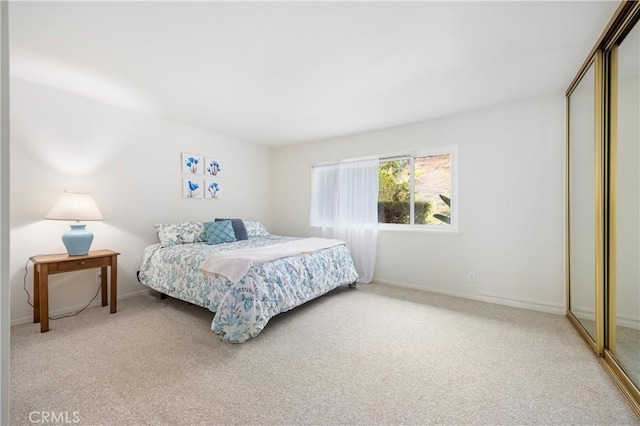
left=379, top=160, right=409, bottom=202
left=415, top=201, right=433, bottom=224
left=378, top=201, right=433, bottom=224
left=384, top=160, right=407, bottom=177
left=378, top=160, right=451, bottom=226
left=433, top=214, right=450, bottom=224
left=433, top=194, right=451, bottom=224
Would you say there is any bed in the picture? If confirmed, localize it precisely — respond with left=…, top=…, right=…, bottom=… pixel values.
left=137, top=220, right=359, bottom=343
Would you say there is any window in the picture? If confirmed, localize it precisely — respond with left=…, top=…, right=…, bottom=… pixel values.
left=378, top=149, right=455, bottom=228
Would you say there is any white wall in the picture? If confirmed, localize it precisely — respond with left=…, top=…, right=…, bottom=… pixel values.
left=272, top=95, right=566, bottom=313
left=9, top=78, right=272, bottom=324
left=0, top=1, right=10, bottom=423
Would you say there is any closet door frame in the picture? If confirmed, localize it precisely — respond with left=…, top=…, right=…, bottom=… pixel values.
left=566, top=50, right=605, bottom=356
left=566, top=0, right=640, bottom=417
left=602, top=2, right=640, bottom=416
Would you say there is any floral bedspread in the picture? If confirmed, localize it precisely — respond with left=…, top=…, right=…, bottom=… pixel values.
left=138, top=236, right=359, bottom=343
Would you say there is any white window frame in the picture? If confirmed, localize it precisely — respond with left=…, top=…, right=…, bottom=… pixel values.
left=378, top=146, right=458, bottom=233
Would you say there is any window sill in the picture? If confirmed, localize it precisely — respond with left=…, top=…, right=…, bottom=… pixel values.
left=378, top=224, right=460, bottom=235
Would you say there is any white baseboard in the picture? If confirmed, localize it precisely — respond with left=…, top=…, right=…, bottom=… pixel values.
left=571, top=306, right=595, bottom=322
left=571, top=305, right=640, bottom=330
left=374, top=279, right=566, bottom=315
left=616, top=316, right=640, bottom=331
left=10, top=289, right=152, bottom=327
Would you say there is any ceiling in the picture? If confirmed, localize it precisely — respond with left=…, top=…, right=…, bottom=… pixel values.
left=9, top=1, right=619, bottom=146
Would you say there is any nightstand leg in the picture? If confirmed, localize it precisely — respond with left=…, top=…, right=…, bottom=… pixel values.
left=101, top=266, right=108, bottom=306
left=40, top=264, right=49, bottom=332
left=33, top=265, right=40, bottom=323
left=110, top=255, right=118, bottom=313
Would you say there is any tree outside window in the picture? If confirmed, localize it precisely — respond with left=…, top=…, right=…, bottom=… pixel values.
left=378, top=153, right=452, bottom=226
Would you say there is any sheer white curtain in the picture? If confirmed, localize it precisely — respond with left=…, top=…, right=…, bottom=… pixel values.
left=310, top=159, right=379, bottom=283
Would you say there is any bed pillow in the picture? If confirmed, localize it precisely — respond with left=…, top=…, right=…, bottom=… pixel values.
left=204, top=221, right=237, bottom=245
left=155, top=222, right=205, bottom=247
left=214, top=218, right=248, bottom=241
left=243, top=220, right=270, bottom=239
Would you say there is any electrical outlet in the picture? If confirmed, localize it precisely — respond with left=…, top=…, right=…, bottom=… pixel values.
left=96, top=272, right=102, bottom=285
left=468, top=272, right=476, bottom=283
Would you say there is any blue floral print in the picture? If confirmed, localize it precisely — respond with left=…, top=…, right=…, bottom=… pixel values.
left=208, top=182, right=220, bottom=198
left=138, top=235, right=359, bottom=343
left=186, top=180, right=199, bottom=198
left=185, top=156, right=199, bottom=173
left=207, top=160, right=221, bottom=176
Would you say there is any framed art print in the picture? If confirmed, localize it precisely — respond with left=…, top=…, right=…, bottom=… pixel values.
left=183, top=178, right=204, bottom=199
left=205, top=180, right=221, bottom=199
left=205, top=157, right=222, bottom=176
left=182, top=153, right=203, bottom=175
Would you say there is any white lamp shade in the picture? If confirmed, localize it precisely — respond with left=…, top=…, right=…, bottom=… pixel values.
left=45, top=191, right=104, bottom=221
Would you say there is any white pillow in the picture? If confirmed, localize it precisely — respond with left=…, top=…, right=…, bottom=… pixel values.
left=155, top=222, right=205, bottom=247
left=242, top=220, right=270, bottom=239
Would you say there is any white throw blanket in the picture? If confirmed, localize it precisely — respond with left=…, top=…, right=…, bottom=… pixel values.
left=199, top=238, right=346, bottom=284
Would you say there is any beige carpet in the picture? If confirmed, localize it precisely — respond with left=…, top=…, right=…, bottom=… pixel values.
left=574, top=317, right=640, bottom=387
left=10, top=283, right=640, bottom=425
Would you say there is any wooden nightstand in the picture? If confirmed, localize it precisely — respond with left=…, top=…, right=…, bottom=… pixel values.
left=30, top=249, right=120, bottom=332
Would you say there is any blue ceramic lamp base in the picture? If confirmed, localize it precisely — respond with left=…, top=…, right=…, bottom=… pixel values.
left=62, top=224, right=94, bottom=256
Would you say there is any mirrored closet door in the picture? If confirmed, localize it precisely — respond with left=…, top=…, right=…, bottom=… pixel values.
left=609, top=14, right=640, bottom=393
left=567, top=55, right=604, bottom=353
left=567, top=1, right=640, bottom=416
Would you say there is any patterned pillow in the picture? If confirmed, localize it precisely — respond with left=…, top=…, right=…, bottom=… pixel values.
left=155, top=222, right=205, bottom=247
left=214, top=218, right=248, bottom=241
left=204, top=221, right=237, bottom=245
left=243, top=220, right=270, bottom=239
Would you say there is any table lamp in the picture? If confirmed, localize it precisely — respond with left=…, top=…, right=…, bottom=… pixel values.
left=45, top=191, right=104, bottom=256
